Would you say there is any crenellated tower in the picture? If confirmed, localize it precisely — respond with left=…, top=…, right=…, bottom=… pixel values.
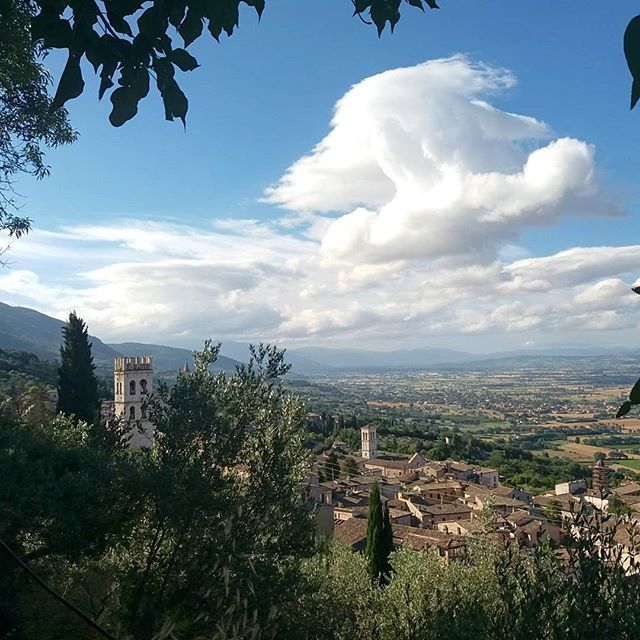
left=114, top=356, right=154, bottom=448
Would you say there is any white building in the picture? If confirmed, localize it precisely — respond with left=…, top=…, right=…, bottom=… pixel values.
left=361, top=424, right=377, bottom=460
left=114, top=356, right=154, bottom=448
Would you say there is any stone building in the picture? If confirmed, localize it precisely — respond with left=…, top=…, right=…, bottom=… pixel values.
left=361, top=424, right=377, bottom=460
left=114, top=356, right=154, bottom=448
left=592, top=457, right=609, bottom=496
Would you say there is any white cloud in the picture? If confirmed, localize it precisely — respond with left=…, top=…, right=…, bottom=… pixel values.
left=0, top=57, right=637, bottom=351
left=266, top=56, right=619, bottom=266
left=502, top=246, right=640, bottom=291
left=3, top=220, right=638, bottom=350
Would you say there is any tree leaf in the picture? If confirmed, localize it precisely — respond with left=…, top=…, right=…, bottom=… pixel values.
left=51, top=53, right=84, bottom=110
left=354, top=0, right=371, bottom=12
left=169, top=48, right=199, bottom=72
left=109, top=65, right=149, bottom=126
left=630, top=378, right=640, bottom=404
left=179, top=8, right=203, bottom=47
left=243, top=0, right=266, bottom=19
left=105, top=6, right=133, bottom=37
left=155, top=63, right=188, bottom=125
left=624, top=16, right=640, bottom=109
left=370, top=1, right=389, bottom=36
left=208, top=19, right=223, bottom=41
left=137, top=6, right=166, bottom=39
left=42, top=17, right=73, bottom=48
left=169, top=1, right=187, bottom=28
left=407, top=0, right=424, bottom=10
left=98, top=61, right=117, bottom=100
left=109, top=87, right=138, bottom=127
left=424, top=0, right=439, bottom=8
left=632, top=79, right=640, bottom=111
left=617, top=400, right=633, bottom=419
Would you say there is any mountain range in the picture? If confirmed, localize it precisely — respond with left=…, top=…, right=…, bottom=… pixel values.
left=0, top=301, right=633, bottom=375
left=0, top=302, right=239, bottom=374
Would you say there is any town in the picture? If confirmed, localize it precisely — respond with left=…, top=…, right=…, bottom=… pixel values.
left=107, top=351, right=640, bottom=573
left=308, top=422, right=640, bottom=572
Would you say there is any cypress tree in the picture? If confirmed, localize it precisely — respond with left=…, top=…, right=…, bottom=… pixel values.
left=365, top=483, right=393, bottom=584
left=57, top=311, right=99, bottom=424
left=381, top=500, right=394, bottom=582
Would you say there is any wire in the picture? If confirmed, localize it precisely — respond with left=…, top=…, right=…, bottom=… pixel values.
left=0, top=536, right=118, bottom=640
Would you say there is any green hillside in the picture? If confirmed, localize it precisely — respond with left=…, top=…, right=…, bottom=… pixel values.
left=0, top=303, right=240, bottom=375
left=0, top=302, right=118, bottom=363
left=0, top=347, right=57, bottom=386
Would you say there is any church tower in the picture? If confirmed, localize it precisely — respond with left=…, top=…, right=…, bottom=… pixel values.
left=114, top=356, right=154, bottom=448
left=592, top=457, right=609, bottom=496
left=361, top=424, right=377, bottom=460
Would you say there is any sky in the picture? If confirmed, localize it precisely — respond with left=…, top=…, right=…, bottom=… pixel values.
left=2, top=0, right=640, bottom=353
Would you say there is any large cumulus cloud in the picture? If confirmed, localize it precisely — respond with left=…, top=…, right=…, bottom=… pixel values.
left=266, top=56, right=619, bottom=265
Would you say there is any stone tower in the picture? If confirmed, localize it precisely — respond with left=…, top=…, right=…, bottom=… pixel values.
left=593, top=457, right=609, bottom=496
left=114, top=356, right=154, bottom=448
left=361, top=424, right=377, bottom=460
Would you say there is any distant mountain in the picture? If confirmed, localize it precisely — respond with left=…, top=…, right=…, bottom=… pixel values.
left=0, top=301, right=633, bottom=376
left=284, top=344, right=637, bottom=372
left=484, top=346, right=628, bottom=359
left=0, top=303, right=240, bottom=375
left=108, top=342, right=239, bottom=373
left=217, top=341, right=326, bottom=374
left=287, top=345, right=479, bottom=371
left=0, top=302, right=118, bottom=363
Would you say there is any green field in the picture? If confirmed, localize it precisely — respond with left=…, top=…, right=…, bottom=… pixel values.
left=616, top=459, right=640, bottom=470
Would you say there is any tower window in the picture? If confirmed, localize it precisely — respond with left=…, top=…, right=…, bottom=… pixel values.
left=141, top=405, right=147, bottom=419
left=129, top=406, right=135, bottom=420
left=140, top=379, right=148, bottom=394
left=129, top=380, right=136, bottom=395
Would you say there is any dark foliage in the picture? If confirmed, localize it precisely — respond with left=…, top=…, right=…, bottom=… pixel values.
left=56, top=311, right=100, bottom=424
left=0, top=347, right=57, bottom=385
left=0, top=1, right=75, bottom=243
left=365, top=483, right=393, bottom=583
left=26, top=0, right=437, bottom=127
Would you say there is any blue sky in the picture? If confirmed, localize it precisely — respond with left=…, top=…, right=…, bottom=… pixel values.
left=3, top=1, right=640, bottom=351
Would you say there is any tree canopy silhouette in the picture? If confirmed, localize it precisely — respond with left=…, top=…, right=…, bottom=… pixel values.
left=21, top=0, right=640, bottom=126
left=0, top=1, right=75, bottom=244
left=364, top=482, right=393, bottom=584
left=57, top=311, right=100, bottom=424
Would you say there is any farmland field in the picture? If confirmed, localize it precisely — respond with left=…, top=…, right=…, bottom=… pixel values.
left=616, top=459, right=640, bottom=470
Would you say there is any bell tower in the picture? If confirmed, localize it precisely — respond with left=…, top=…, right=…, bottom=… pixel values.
left=361, top=424, right=377, bottom=460
left=114, top=356, right=154, bottom=448
left=592, top=457, right=609, bottom=496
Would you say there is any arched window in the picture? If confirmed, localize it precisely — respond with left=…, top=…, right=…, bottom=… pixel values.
left=129, top=406, right=135, bottom=420
left=141, top=405, right=147, bottom=419
left=140, top=379, right=148, bottom=394
left=129, top=380, right=136, bottom=395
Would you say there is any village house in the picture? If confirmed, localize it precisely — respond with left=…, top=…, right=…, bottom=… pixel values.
left=361, top=453, right=427, bottom=479
left=408, top=480, right=466, bottom=503
left=334, top=518, right=466, bottom=563
left=445, top=461, right=500, bottom=488
left=397, top=492, right=472, bottom=527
